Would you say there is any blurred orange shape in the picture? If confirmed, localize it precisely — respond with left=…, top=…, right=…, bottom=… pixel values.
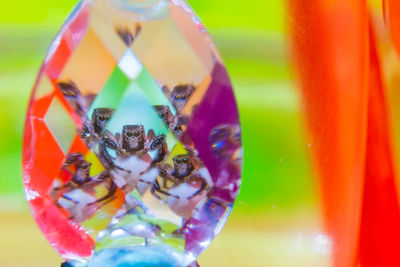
left=289, top=0, right=368, bottom=266
left=358, top=23, right=400, bottom=267
left=385, top=0, right=400, bottom=56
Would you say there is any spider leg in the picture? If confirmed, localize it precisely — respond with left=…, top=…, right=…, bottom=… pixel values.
left=64, top=152, right=84, bottom=167
left=99, top=133, right=120, bottom=170
left=144, top=129, right=156, bottom=152
left=114, top=164, right=132, bottom=174
left=93, top=170, right=109, bottom=181
left=187, top=176, right=208, bottom=200
left=98, top=145, right=115, bottom=170
left=96, top=194, right=117, bottom=208
left=138, top=179, right=152, bottom=185
left=52, top=182, right=71, bottom=192
left=154, top=179, right=180, bottom=199
left=150, top=180, right=163, bottom=200
left=100, top=132, right=132, bottom=174
left=147, top=129, right=156, bottom=142
left=58, top=81, right=86, bottom=117
left=150, top=179, right=180, bottom=200
left=159, top=163, right=173, bottom=177
left=102, top=131, right=119, bottom=150
left=88, top=177, right=117, bottom=207
left=162, top=176, right=169, bottom=189
left=185, top=147, right=202, bottom=167
left=158, top=167, right=174, bottom=189
left=61, top=194, right=80, bottom=204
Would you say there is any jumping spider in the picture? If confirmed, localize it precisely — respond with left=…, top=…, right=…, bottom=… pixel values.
left=101, top=125, right=156, bottom=159
left=51, top=152, right=117, bottom=221
left=162, top=84, right=196, bottom=111
left=152, top=153, right=208, bottom=201
left=81, top=107, right=114, bottom=147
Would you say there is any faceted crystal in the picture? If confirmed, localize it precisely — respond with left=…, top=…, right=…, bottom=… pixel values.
left=23, top=0, right=242, bottom=265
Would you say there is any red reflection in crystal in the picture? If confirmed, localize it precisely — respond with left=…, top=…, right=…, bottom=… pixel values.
left=31, top=93, right=55, bottom=119
left=54, top=88, right=83, bottom=127
left=29, top=196, right=94, bottom=258
left=45, top=37, right=72, bottom=80
left=23, top=118, right=65, bottom=196
left=69, top=134, right=89, bottom=155
left=44, top=3, right=89, bottom=81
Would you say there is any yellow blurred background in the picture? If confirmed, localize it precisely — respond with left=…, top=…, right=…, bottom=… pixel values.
left=0, top=0, right=331, bottom=266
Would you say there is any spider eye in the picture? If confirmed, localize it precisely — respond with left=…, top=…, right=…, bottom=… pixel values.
left=106, top=115, right=111, bottom=120
left=182, top=157, right=188, bottom=164
left=176, top=159, right=182, bottom=164
left=81, top=131, right=89, bottom=138
left=126, top=131, right=133, bottom=137
left=99, top=115, right=105, bottom=121
left=133, top=131, right=140, bottom=137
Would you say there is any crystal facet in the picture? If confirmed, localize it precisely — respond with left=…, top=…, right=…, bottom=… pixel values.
left=23, top=0, right=242, bottom=265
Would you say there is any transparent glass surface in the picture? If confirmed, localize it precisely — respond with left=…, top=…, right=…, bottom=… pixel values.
left=2, top=0, right=397, bottom=266
left=22, top=0, right=241, bottom=265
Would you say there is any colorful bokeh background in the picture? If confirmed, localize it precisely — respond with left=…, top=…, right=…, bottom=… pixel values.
left=0, top=1, right=333, bottom=266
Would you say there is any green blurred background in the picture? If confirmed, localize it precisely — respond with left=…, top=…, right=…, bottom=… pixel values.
left=0, top=1, right=326, bottom=266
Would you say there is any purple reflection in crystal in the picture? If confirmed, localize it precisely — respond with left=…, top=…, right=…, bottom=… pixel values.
left=187, top=63, right=241, bottom=198
left=185, top=199, right=229, bottom=255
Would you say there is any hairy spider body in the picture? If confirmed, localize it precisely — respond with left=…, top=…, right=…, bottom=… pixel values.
left=122, top=125, right=146, bottom=153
